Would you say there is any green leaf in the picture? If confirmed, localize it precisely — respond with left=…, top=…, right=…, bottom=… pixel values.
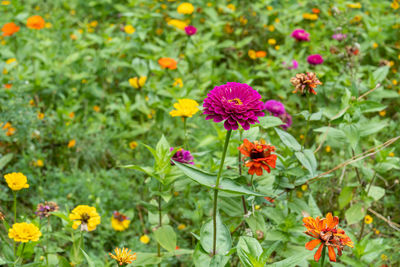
left=295, top=149, right=317, bottom=176
left=0, top=153, right=13, bottom=170
left=266, top=252, right=312, bottom=267
left=342, top=124, right=359, bottom=150
left=200, top=214, right=231, bottom=255
left=358, top=101, right=386, bottom=113
left=80, top=249, right=95, bottom=267
left=154, top=225, right=177, bottom=252
left=52, top=212, right=71, bottom=223
left=338, top=187, right=354, bottom=210
left=193, top=243, right=212, bottom=267
left=237, top=236, right=263, bottom=267
left=210, top=254, right=230, bottom=267
left=57, top=256, right=71, bottom=267
left=275, top=128, right=301, bottom=151
left=258, top=116, right=283, bottom=129
left=308, top=194, right=321, bottom=217
left=173, top=161, right=266, bottom=196
left=345, top=203, right=366, bottom=225
left=132, top=252, right=161, bottom=266
left=367, top=186, right=385, bottom=201
left=372, top=66, right=389, bottom=84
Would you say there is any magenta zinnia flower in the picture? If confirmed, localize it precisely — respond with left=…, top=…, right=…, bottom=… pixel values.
left=279, top=112, right=292, bottom=130
left=291, top=29, right=310, bottom=41
left=332, top=33, right=347, bottom=41
left=264, top=100, right=286, bottom=117
left=203, top=82, right=265, bottom=131
left=185, top=25, right=197, bottom=36
left=170, top=147, right=194, bottom=165
left=283, top=60, right=299, bottom=70
left=307, top=54, right=324, bottom=65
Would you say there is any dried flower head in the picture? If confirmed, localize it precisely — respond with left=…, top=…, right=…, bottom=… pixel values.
left=109, top=247, right=137, bottom=266
left=36, top=201, right=59, bottom=219
left=290, top=72, right=322, bottom=95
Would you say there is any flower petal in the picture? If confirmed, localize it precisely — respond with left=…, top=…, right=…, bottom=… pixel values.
left=305, top=239, right=321, bottom=250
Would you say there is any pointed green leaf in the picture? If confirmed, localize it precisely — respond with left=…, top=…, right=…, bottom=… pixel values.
left=154, top=225, right=177, bottom=252
left=200, top=214, right=231, bottom=255
left=275, top=128, right=301, bottom=151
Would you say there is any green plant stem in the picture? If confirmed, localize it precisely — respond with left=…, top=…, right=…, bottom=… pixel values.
left=212, top=130, right=232, bottom=256
left=13, top=191, right=17, bottom=257
left=238, top=130, right=247, bottom=215
left=320, top=245, right=326, bottom=267
left=14, top=242, right=26, bottom=266
left=183, top=117, right=188, bottom=149
left=302, top=98, right=312, bottom=147
left=158, top=182, right=162, bottom=267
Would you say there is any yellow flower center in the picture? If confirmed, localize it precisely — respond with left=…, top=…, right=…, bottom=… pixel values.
left=228, top=98, right=243, bottom=105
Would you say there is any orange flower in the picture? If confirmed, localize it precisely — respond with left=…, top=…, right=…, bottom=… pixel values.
left=26, top=15, right=45, bottom=30
left=255, top=51, right=267, bottom=58
left=4, top=84, right=12, bottom=89
left=238, top=139, right=277, bottom=176
left=304, top=213, right=353, bottom=262
left=158, top=57, right=177, bottom=70
left=2, top=22, right=20, bottom=36
left=312, top=8, right=320, bottom=14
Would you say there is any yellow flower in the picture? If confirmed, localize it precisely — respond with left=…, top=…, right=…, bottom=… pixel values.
left=268, top=38, right=276, bottom=45
left=301, top=184, right=308, bottom=191
left=255, top=205, right=260, bottom=210
left=274, top=45, right=280, bottom=50
left=140, top=234, right=150, bottom=244
left=124, top=25, right=135, bottom=34
left=227, top=4, right=236, bottom=11
left=267, top=5, right=273, bottom=11
left=173, top=78, right=183, bottom=88
left=325, top=145, right=331, bottom=153
left=392, top=0, right=399, bottom=9
left=6, top=58, right=16, bottom=64
left=90, top=21, right=98, bottom=27
left=303, top=13, right=318, bottom=20
left=111, top=212, right=130, bottom=231
left=4, top=172, right=29, bottom=191
left=296, top=191, right=303, bottom=198
left=381, top=254, right=388, bottom=261
left=36, top=159, right=44, bottom=167
left=70, top=9, right=76, bottom=15
left=389, top=152, right=395, bottom=157
left=129, top=141, right=138, bottom=149
left=68, top=139, right=76, bottom=148
left=45, top=22, right=52, bottom=28
left=167, top=19, right=187, bottom=30
left=372, top=42, right=378, bottom=49
left=129, top=76, right=146, bottom=89
left=1, top=1, right=11, bottom=5
left=392, top=79, right=397, bottom=85
left=351, top=15, right=362, bottom=23
left=177, top=3, right=194, bottom=14
left=177, top=224, right=186, bottom=230
left=37, top=112, right=45, bottom=120
left=268, top=25, right=275, bottom=32
left=275, top=18, right=280, bottom=23
left=109, top=247, right=137, bottom=266
left=156, top=28, right=163, bottom=35
left=347, top=2, right=362, bottom=8
left=69, top=112, right=75, bottom=119
left=364, top=215, right=373, bottom=224
left=69, top=205, right=101, bottom=232
left=70, top=34, right=77, bottom=40
left=8, top=223, right=41, bottom=242
left=300, top=134, right=305, bottom=140
left=93, top=106, right=100, bottom=112
left=379, top=110, right=386, bottom=117
left=375, top=229, right=380, bottom=234
left=169, top=99, right=199, bottom=118
left=248, top=49, right=257, bottom=60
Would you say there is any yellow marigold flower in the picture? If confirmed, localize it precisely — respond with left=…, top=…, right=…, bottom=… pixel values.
left=379, top=110, right=386, bottom=117
left=300, top=134, right=305, bottom=140
left=268, top=38, right=276, bottom=45
left=364, top=215, right=373, bottom=224
left=275, top=45, right=280, bottom=50
left=177, top=224, right=186, bottom=230
left=68, top=139, right=76, bottom=148
left=140, top=234, right=150, bottom=244
left=37, top=112, right=45, bottom=120
left=393, top=79, right=398, bottom=85
left=325, top=145, right=331, bottom=153
left=389, top=152, right=395, bottom=157
left=227, top=3, right=236, bottom=11
left=375, top=229, right=380, bottom=234
left=248, top=49, right=257, bottom=60
left=347, top=2, right=362, bottom=8
left=111, top=212, right=130, bottom=231
left=8, top=223, right=41, bottom=242
left=303, top=13, right=318, bottom=20
left=169, top=99, right=199, bottom=118
left=267, top=5, right=273, bottom=11
left=70, top=34, right=77, bottom=40
left=351, top=15, right=362, bottom=23
left=129, top=76, right=146, bottom=89
left=275, top=18, right=280, bottom=23
left=45, top=22, right=52, bottom=28
left=177, top=3, right=194, bottom=14
left=69, top=205, right=101, bottom=232
left=392, top=0, right=400, bottom=9
left=381, top=254, right=388, bottom=260
left=372, top=42, right=378, bottom=49
left=4, top=172, right=29, bottom=191
left=268, top=25, right=275, bottom=32
left=6, top=58, right=16, bottom=64
left=255, top=205, right=261, bottom=210
left=109, top=247, right=137, bottom=266
left=2, top=1, right=11, bottom=5
left=69, top=112, right=75, bottom=119
left=173, top=78, right=183, bottom=88
left=93, top=105, right=100, bottom=112
left=129, top=141, right=138, bottom=149
left=301, top=184, right=308, bottom=191
left=90, top=21, right=98, bottom=27
left=124, top=25, right=135, bottom=34
left=167, top=19, right=187, bottom=30
left=35, top=159, right=44, bottom=167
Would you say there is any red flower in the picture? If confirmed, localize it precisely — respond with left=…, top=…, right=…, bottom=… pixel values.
left=238, top=139, right=277, bottom=176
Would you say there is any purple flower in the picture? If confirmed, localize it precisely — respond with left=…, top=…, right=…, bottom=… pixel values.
left=307, top=54, right=324, bottom=65
left=170, top=147, right=194, bottom=165
left=283, top=60, right=299, bottom=70
left=279, top=112, right=292, bottom=130
left=332, top=33, right=347, bottom=41
left=185, top=25, right=197, bottom=36
left=203, top=82, right=265, bottom=131
left=291, top=29, right=310, bottom=42
left=264, top=100, right=286, bottom=117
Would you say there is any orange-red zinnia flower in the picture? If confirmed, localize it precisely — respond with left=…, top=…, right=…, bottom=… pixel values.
left=26, top=15, right=45, bottom=30
left=158, top=57, right=177, bottom=70
left=238, top=139, right=277, bottom=176
left=2, top=22, right=20, bottom=36
left=303, top=212, right=353, bottom=262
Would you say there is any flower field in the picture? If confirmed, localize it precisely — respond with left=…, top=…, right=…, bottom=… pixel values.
left=1, top=0, right=400, bottom=266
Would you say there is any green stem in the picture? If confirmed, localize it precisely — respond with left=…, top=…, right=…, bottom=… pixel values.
left=183, top=117, right=188, bottom=149
left=158, top=182, right=162, bottom=267
left=14, top=242, right=26, bottom=266
left=13, top=191, right=17, bottom=258
left=320, top=245, right=326, bottom=267
left=212, top=130, right=232, bottom=256
left=302, top=98, right=312, bottom=148
left=238, top=130, right=247, bottom=215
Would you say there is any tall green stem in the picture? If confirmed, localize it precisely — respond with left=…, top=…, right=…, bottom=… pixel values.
left=157, top=182, right=162, bottom=267
left=238, top=130, right=247, bottom=215
left=320, top=245, right=326, bottom=267
left=13, top=191, right=17, bottom=257
left=212, top=130, right=232, bottom=256
left=183, top=117, right=188, bottom=149
left=302, top=98, right=312, bottom=147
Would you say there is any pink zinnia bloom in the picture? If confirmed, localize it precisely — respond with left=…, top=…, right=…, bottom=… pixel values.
left=307, top=54, right=324, bottom=65
left=203, top=82, right=265, bottom=131
left=332, top=33, right=347, bottom=41
left=291, top=29, right=310, bottom=41
left=283, top=60, right=299, bottom=70
left=185, top=25, right=197, bottom=36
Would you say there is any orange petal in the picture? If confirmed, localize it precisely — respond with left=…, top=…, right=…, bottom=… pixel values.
left=328, top=246, right=336, bottom=262
left=314, top=244, right=324, bottom=262
left=305, top=239, right=321, bottom=250
left=255, top=166, right=263, bottom=176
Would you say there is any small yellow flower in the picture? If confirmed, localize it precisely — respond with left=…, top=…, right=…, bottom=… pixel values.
left=375, top=229, right=380, bottom=234
left=389, top=152, right=395, bottom=157
left=68, top=139, right=76, bottom=148
left=111, top=213, right=130, bottom=231
left=70, top=34, right=77, bottom=40
left=379, top=110, right=386, bottom=117
left=177, top=3, right=194, bottom=14
left=275, top=18, right=280, bottom=23
left=1, top=1, right=11, bottom=5
left=248, top=49, right=257, bottom=60
left=372, top=42, right=378, bottom=49
left=301, top=184, right=308, bottom=191
left=90, top=21, right=98, bottom=27
left=93, top=106, right=100, bottom=112
left=167, top=19, right=188, bottom=30
left=177, top=224, right=186, bottom=230
left=8, top=223, right=41, bottom=242
left=156, top=28, right=163, bottom=35
left=392, top=79, right=398, bottom=85
left=129, top=76, right=147, bottom=89
left=325, top=145, right=331, bottom=153
left=109, top=247, right=137, bottom=266
left=274, top=45, right=280, bottom=50
left=351, top=15, right=362, bottom=23
left=4, top=172, right=29, bottom=191
left=169, top=99, right=199, bottom=118
left=392, top=0, right=400, bottom=9
left=300, top=134, right=305, bottom=140
left=36, top=159, right=44, bottom=167
left=45, top=22, right=52, bottom=28
left=81, top=79, right=87, bottom=84
left=227, top=4, right=236, bottom=11
left=364, top=215, right=373, bottom=224
left=268, top=25, right=275, bottom=32
left=129, top=141, right=138, bottom=149
left=124, top=25, right=135, bottom=34
left=37, top=112, right=45, bottom=120
left=69, top=112, right=75, bottom=119
left=173, top=191, right=179, bottom=196
left=140, top=234, right=150, bottom=244
left=69, top=205, right=101, bottom=232
left=6, top=58, right=16, bottom=64
left=296, top=191, right=303, bottom=198
left=173, top=78, right=183, bottom=88
left=381, top=254, right=388, bottom=261
left=268, top=38, right=276, bottom=45
left=347, top=2, right=362, bottom=8
left=267, top=6, right=273, bottom=11
left=303, top=13, right=318, bottom=20
left=70, top=9, right=76, bottom=15
left=255, top=205, right=260, bottom=210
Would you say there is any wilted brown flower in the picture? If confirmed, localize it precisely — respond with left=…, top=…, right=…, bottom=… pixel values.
left=379, top=60, right=390, bottom=67
left=0, top=211, right=5, bottom=221
left=36, top=201, right=59, bottom=218
left=290, top=72, right=322, bottom=95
